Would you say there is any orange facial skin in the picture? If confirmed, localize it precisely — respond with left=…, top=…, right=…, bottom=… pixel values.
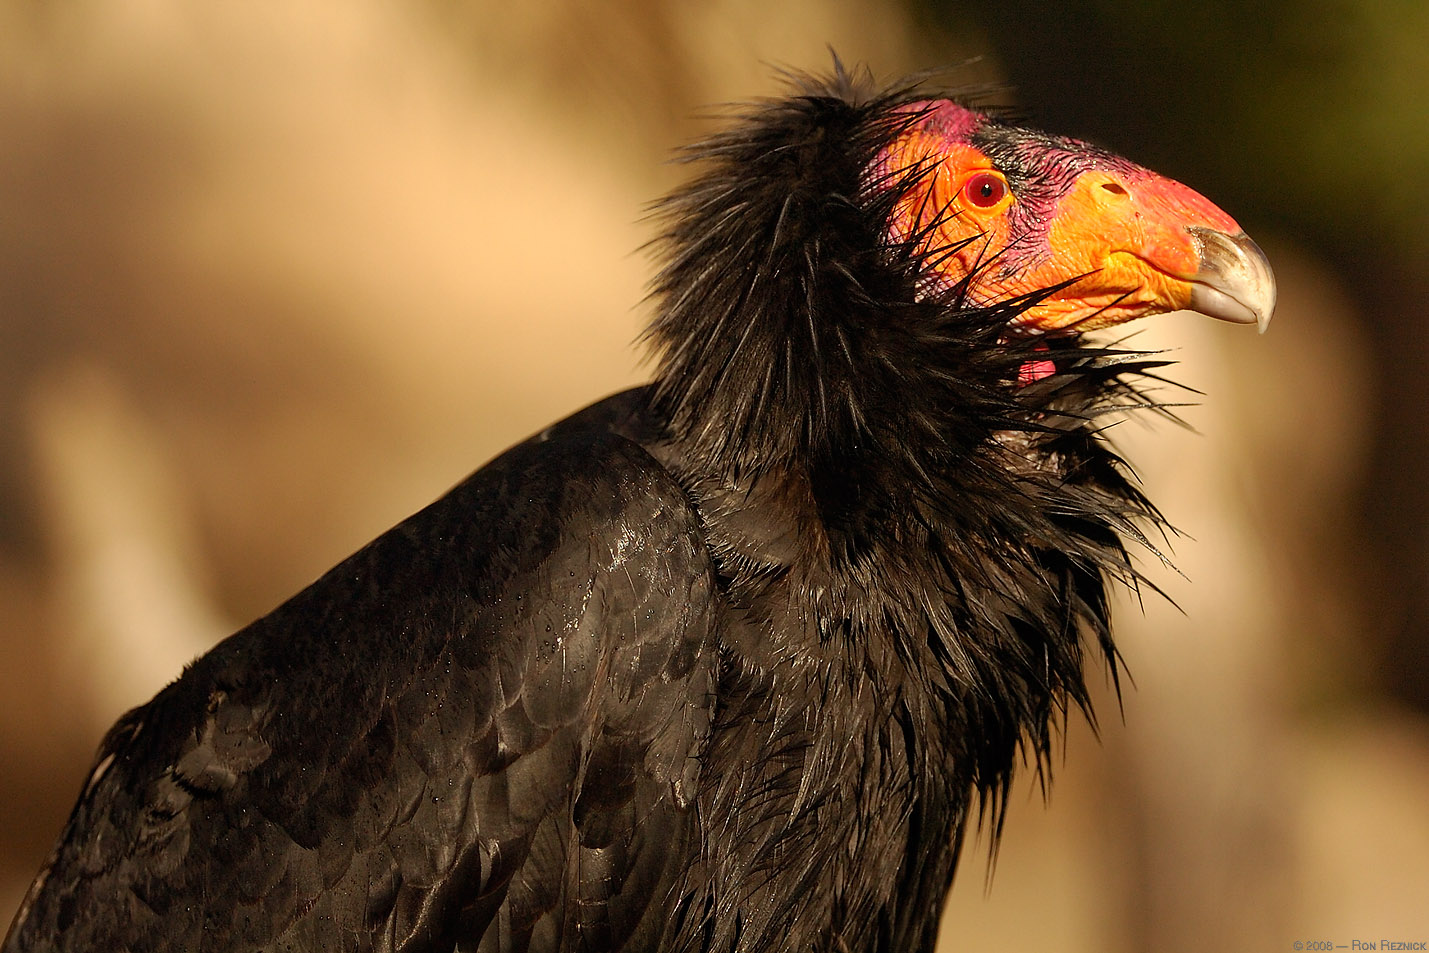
left=873, top=102, right=1268, bottom=334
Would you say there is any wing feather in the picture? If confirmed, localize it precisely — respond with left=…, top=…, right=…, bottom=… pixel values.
left=5, top=401, right=718, bottom=953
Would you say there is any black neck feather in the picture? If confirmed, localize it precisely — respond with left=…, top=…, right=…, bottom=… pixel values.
left=645, top=72, right=1158, bottom=551
left=644, top=70, right=1171, bottom=880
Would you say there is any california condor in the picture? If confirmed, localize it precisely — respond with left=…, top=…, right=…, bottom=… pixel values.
left=4, top=69, right=1274, bottom=953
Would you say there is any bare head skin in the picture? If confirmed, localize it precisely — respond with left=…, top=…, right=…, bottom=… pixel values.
left=872, top=100, right=1276, bottom=335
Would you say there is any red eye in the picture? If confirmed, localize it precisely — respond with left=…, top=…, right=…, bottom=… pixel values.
left=961, top=171, right=1007, bottom=209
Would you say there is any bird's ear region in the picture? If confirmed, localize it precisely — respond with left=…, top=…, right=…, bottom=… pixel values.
left=873, top=101, right=1275, bottom=335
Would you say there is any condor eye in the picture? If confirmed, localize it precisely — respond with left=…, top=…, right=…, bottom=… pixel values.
left=961, top=171, right=1008, bottom=209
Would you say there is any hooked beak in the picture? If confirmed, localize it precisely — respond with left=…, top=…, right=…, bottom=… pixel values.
left=1009, top=167, right=1277, bottom=334
left=1186, top=227, right=1276, bottom=333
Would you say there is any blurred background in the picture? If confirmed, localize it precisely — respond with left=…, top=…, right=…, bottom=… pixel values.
left=1, top=1, right=1425, bottom=949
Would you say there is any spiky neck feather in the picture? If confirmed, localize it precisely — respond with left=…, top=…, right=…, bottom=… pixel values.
left=645, top=74, right=1155, bottom=561
left=646, top=72, right=1163, bottom=824
left=645, top=80, right=1029, bottom=474
left=643, top=73, right=1168, bottom=951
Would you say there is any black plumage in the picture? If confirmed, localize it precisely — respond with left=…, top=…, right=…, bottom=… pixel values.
left=4, top=69, right=1270, bottom=953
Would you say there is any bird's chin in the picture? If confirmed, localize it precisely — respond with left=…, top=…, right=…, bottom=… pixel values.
left=1003, top=280, right=1205, bottom=335
left=1004, top=303, right=1129, bottom=337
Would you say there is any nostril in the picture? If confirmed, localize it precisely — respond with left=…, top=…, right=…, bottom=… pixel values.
left=1100, top=181, right=1129, bottom=196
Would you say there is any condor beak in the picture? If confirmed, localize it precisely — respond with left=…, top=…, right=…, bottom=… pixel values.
left=1010, top=167, right=1277, bottom=334
left=1187, top=227, right=1276, bottom=333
